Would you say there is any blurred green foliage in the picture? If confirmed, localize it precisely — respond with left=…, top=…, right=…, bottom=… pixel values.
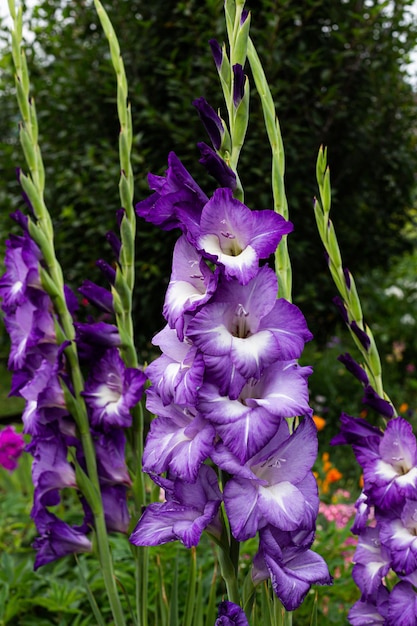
left=0, top=0, right=416, bottom=352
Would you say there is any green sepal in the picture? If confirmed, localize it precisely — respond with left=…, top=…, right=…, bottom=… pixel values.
left=219, top=116, right=232, bottom=154
left=19, top=125, right=37, bottom=174
left=346, top=273, right=364, bottom=323
left=367, top=325, right=382, bottom=378
left=15, top=76, right=30, bottom=121
left=224, top=0, right=236, bottom=46
left=326, top=219, right=342, bottom=271
left=233, top=9, right=250, bottom=67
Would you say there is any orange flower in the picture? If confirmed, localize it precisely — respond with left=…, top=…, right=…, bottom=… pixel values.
left=399, top=403, right=409, bottom=414
left=359, top=474, right=364, bottom=488
left=313, top=415, right=326, bottom=431
left=326, top=468, right=342, bottom=483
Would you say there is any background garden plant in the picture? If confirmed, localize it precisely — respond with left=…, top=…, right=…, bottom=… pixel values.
left=1, top=0, right=417, bottom=625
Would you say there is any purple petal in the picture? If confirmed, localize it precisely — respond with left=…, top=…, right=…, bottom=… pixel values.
left=193, top=97, right=224, bottom=151
left=197, top=143, right=237, bottom=189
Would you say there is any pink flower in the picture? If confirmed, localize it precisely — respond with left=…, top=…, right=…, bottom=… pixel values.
left=0, top=425, right=25, bottom=471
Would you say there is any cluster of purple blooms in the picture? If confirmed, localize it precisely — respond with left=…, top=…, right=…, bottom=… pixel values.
left=0, top=212, right=146, bottom=568
left=334, top=412, right=417, bottom=625
left=129, top=100, right=331, bottom=608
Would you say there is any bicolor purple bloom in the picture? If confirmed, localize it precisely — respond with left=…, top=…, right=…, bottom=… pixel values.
left=135, top=152, right=208, bottom=231
left=348, top=584, right=389, bottom=625
left=0, top=232, right=41, bottom=313
left=130, top=464, right=222, bottom=548
left=29, top=427, right=77, bottom=511
left=215, top=601, right=249, bottom=626
left=198, top=360, right=312, bottom=462
left=82, top=348, right=146, bottom=430
left=163, top=235, right=219, bottom=341
left=143, top=389, right=215, bottom=482
left=146, top=326, right=205, bottom=407
left=378, top=499, right=417, bottom=576
left=20, top=357, right=67, bottom=435
left=388, top=582, right=417, bottom=625
left=197, top=143, right=237, bottom=190
left=5, top=298, right=56, bottom=371
left=0, top=425, right=25, bottom=471
left=185, top=188, right=292, bottom=285
left=187, top=265, right=312, bottom=383
left=213, top=417, right=318, bottom=541
left=351, top=526, right=391, bottom=599
left=193, top=97, right=224, bottom=151
left=32, top=509, right=92, bottom=569
left=361, top=417, right=417, bottom=509
left=351, top=490, right=372, bottom=535
left=253, top=525, right=332, bottom=611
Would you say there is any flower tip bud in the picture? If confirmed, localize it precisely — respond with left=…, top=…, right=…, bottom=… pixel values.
left=209, top=38, right=223, bottom=69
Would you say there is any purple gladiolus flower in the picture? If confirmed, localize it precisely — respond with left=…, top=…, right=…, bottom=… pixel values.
left=163, top=235, right=219, bottom=341
left=130, top=465, right=222, bottom=548
left=388, top=582, right=417, bottom=625
left=193, top=97, right=224, bottom=151
left=146, top=325, right=205, bottom=407
left=351, top=526, right=390, bottom=599
left=348, top=584, right=389, bottom=625
left=29, top=427, right=77, bottom=509
left=5, top=299, right=56, bottom=371
left=0, top=425, right=25, bottom=471
left=215, top=601, right=249, bottom=626
left=361, top=417, right=417, bottom=509
left=378, top=499, right=417, bottom=576
left=82, top=348, right=146, bottom=430
left=143, top=390, right=215, bottom=482
left=187, top=265, right=311, bottom=383
left=0, top=232, right=41, bottom=312
left=20, top=357, right=67, bottom=435
left=253, top=525, right=332, bottom=611
left=32, top=509, right=92, bottom=569
left=213, top=417, right=318, bottom=541
left=185, top=188, right=292, bottom=285
left=198, top=360, right=312, bottom=462
left=135, top=152, right=208, bottom=231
